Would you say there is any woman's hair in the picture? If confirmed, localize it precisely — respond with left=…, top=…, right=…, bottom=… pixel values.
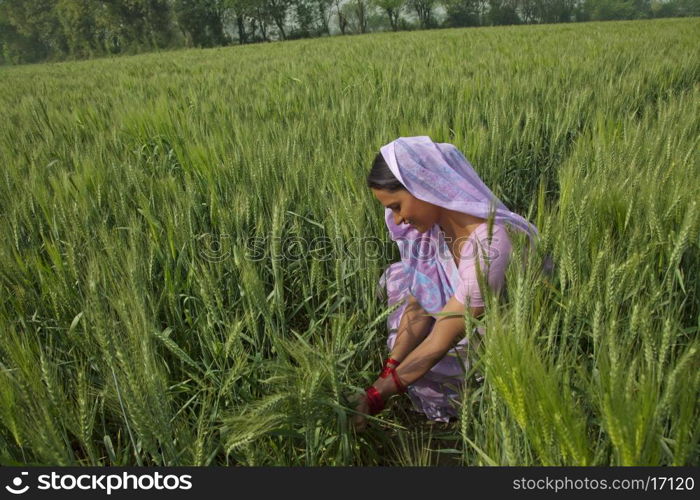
left=366, top=152, right=405, bottom=192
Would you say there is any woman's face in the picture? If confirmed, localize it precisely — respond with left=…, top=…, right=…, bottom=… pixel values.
left=371, top=188, right=441, bottom=233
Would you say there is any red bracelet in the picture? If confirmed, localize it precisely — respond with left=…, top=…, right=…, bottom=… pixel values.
left=380, top=357, right=401, bottom=378
left=365, top=386, right=384, bottom=415
left=385, top=357, right=400, bottom=368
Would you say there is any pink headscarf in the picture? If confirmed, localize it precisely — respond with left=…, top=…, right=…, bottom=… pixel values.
left=378, top=136, right=539, bottom=313
left=380, top=136, right=538, bottom=247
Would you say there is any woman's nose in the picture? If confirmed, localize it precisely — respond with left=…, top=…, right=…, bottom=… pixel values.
left=393, top=213, right=404, bottom=225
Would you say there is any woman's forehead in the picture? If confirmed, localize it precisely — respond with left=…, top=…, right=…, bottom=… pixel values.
left=372, top=188, right=405, bottom=205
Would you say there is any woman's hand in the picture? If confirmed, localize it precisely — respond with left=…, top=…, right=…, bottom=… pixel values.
left=349, top=391, right=370, bottom=432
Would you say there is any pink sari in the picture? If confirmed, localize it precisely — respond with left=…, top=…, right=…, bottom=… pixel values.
left=376, top=136, right=538, bottom=422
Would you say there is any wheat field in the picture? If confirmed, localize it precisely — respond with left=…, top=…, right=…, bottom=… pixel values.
left=0, top=17, right=698, bottom=466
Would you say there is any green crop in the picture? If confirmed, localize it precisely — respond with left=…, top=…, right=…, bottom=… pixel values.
left=0, top=18, right=697, bottom=466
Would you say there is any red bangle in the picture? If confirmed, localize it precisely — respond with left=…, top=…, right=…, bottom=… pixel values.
left=365, top=386, right=384, bottom=415
left=380, top=357, right=401, bottom=378
left=385, top=357, right=400, bottom=368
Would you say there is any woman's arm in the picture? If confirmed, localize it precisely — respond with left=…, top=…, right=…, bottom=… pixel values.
left=351, top=295, right=483, bottom=431
left=388, top=294, right=435, bottom=363
left=373, top=296, right=483, bottom=399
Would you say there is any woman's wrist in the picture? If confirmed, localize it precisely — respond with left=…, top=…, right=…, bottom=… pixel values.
left=380, top=356, right=401, bottom=377
left=364, top=386, right=384, bottom=415
left=362, top=358, right=408, bottom=416
left=372, top=372, right=402, bottom=400
left=385, top=356, right=401, bottom=368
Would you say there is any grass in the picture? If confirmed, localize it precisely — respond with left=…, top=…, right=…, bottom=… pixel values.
left=0, top=17, right=698, bottom=465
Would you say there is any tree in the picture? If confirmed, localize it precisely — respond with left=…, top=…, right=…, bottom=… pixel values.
left=373, top=0, right=404, bottom=30
left=443, top=0, right=486, bottom=26
left=262, top=0, right=290, bottom=39
left=334, top=0, right=349, bottom=33
left=142, top=0, right=177, bottom=48
left=252, top=0, right=274, bottom=40
left=55, top=0, right=100, bottom=58
left=543, top=0, right=579, bottom=22
left=287, top=0, right=333, bottom=37
left=488, top=0, right=521, bottom=23
left=581, top=0, right=653, bottom=20
left=406, top=0, right=438, bottom=28
left=346, top=0, right=370, bottom=33
left=221, top=0, right=253, bottom=44
left=517, top=0, right=537, bottom=21
left=0, top=0, right=67, bottom=62
left=672, top=0, right=700, bottom=16
left=226, top=0, right=272, bottom=43
left=314, top=0, right=334, bottom=34
left=0, top=5, right=46, bottom=63
left=650, top=0, right=700, bottom=17
left=290, top=0, right=316, bottom=37
left=94, top=0, right=177, bottom=53
left=173, top=0, right=228, bottom=47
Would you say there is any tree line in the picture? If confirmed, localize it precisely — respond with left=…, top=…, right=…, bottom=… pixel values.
left=1, top=0, right=698, bottom=65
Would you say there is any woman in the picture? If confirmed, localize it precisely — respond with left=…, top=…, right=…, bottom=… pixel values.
left=352, top=136, right=539, bottom=431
